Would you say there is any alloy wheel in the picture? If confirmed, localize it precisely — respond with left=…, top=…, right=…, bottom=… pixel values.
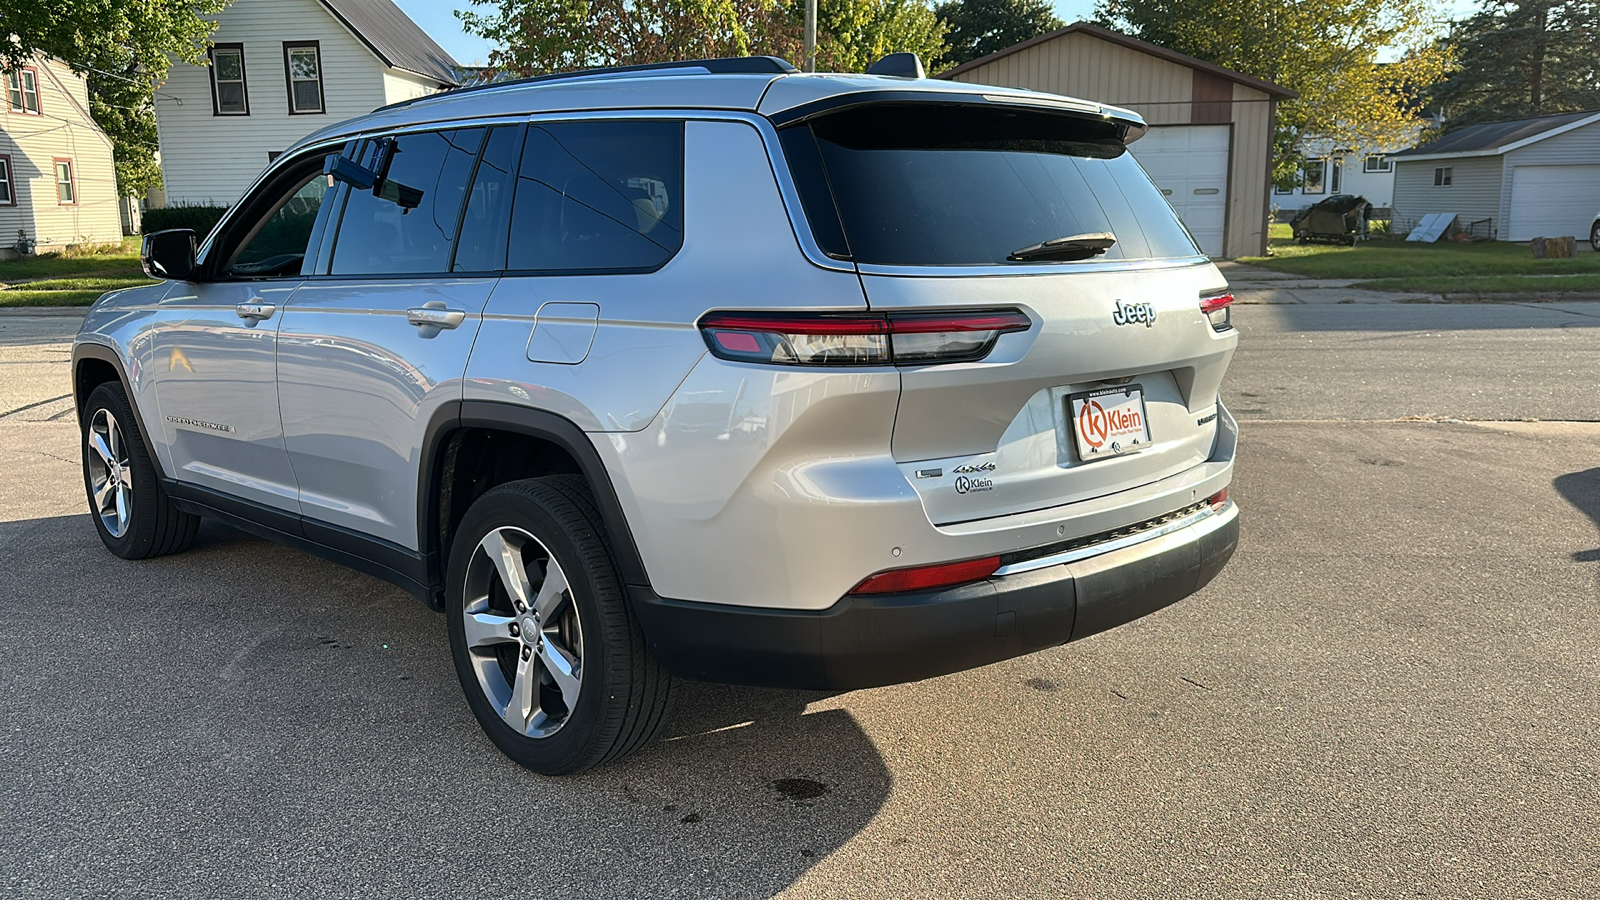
left=86, top=408, right=133, bottom=538
left=461, top=526, right=584, bottom=738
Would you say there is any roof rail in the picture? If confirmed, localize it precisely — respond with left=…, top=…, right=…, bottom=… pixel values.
left=375, top=56, right=800, bottom=113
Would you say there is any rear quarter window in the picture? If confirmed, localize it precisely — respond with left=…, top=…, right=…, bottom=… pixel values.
left=785, top=104, right=1200, bottom=266
left=506, top=120, right=684, bottom=273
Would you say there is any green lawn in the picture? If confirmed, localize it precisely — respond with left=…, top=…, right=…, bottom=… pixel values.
left=1240, top=223, right=1600, bottom=290
left=0, top=238, right=155, bottom=307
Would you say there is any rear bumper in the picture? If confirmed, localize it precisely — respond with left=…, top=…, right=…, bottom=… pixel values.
left=633, top=501, right=1239, bottom=690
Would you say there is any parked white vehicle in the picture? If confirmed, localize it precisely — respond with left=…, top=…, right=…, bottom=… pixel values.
left=72, top=55, right=1240, bottom=775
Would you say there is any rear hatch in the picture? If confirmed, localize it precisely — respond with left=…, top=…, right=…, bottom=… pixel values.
left=780, top=100, right=1236, bottom=525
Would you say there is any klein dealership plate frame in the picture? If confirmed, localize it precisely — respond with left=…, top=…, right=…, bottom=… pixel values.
left=1068, top=384, right=1152, bottom=461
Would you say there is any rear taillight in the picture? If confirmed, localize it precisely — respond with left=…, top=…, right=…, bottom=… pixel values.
left=1200, top=292, right=1233, bottom=332
left=1208, top=487, right=1229, bottom=510
left=848, top=555, right=1002, bottom=595
left=699, top=310, right=1030, bottom=367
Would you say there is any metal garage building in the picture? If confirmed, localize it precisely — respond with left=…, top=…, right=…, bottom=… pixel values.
left=941, top=22, right=1296, bottom=258
left=1390, top=110, right=1600, bottom=242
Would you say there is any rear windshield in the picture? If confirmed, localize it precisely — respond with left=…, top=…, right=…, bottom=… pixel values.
left=781, top=104, right=1199, bottom=265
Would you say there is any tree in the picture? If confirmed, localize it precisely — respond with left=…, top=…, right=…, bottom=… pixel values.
left=0, top=1, right=227, bottom=197
left=1095, top=0, right=1451, bottom=182
left=1431, top=0, right=1600, bottom=131
left=456, top=0, right=944, bottom=77
left=933, top=0, right=1062, bottom=69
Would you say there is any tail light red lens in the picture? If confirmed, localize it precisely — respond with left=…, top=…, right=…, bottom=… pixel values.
left=1199, top=292, right=1234, bottom=332
left=700, top=310, right=1030, bottom=367
left=849, top=555, right=1003, bottom=595
left=1208, top=487, right=1229, bottom=510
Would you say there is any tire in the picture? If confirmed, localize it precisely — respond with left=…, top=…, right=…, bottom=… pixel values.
left=446, top=475, right=674, bottom=775
left=1590, top=220, right=1599, bottom=252
left=81, top=381, right=201, bottom=559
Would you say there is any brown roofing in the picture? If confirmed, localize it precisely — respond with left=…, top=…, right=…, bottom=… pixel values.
left=937, top=22, right=1297, bottom=100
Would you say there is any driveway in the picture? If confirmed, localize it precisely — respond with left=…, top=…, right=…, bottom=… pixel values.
left=3, top=305, right=1598, bottom=898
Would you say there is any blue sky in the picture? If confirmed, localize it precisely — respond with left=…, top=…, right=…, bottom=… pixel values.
left=393, top=0, right=1480, bottom=68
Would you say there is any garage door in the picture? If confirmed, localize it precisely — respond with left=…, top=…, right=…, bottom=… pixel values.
left=1128, top=125, right=1230, bottom=257
left=1508, top=165, right=1600, bottom=241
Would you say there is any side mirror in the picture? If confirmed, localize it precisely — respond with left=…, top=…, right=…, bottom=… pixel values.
left=141, top=229, right=198, bottom=280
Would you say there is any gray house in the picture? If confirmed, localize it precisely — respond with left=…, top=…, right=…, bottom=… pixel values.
left=1391, top=110, right=1600, bottom=242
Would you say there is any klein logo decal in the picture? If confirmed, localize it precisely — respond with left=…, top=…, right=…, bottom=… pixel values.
left=166, top=415, right=234, bottom=434
left=954, top=475, right=993, bottom=494
left=1112, top=300, right=1156, bottom=328
left=1077, top=399, right=1141, bottom=450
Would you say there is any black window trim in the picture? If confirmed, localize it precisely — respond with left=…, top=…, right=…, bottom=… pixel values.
left=450, top=123, right=527, bottom=274
left=283, top=41, right=324, bottom=115
left=209, top=43, right=249, bottom=116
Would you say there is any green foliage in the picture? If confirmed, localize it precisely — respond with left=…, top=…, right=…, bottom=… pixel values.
left=1432, top=0, right=1600, bottom=131
left=142, top=203, right=229, bottom=237
left=803, top=0, right=947, bottom=71
left=1, top=1, right=226, bottom=199
left=933, top=0, right=1062, bottom=69
left=455, top=0, right=945, bottom=76
left=1095, top=0, right=1452, bottom=182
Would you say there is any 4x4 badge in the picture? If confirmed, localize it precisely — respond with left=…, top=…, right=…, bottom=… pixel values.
left=1112, top=300, right=1156, bottom=328
left=952, top=461, right=996, bottom=474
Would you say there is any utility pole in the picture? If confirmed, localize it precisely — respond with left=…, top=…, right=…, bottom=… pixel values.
left=804, top=0, right=817, bottom=72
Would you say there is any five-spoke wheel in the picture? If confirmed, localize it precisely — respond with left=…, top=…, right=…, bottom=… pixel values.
left=85, top=407, right=133, bottom=538
left=461, top=526, right=585, bottom=738
left=446, top=475, right=674, bottom=775
left=79, top=381, right=200, bottom=559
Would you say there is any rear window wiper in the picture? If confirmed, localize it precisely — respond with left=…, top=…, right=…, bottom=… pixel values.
left=1007, top=232, right=1116, bottom=262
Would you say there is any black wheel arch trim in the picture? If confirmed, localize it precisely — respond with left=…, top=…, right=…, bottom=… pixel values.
left=72, top=342, right=171, bottom=481
left=420, top=400, right=654, bottom=592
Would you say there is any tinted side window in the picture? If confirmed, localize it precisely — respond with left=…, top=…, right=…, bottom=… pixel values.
left=453, top=125, right=523, bottom=272
left=507, top=120, right=684, bottom=273
left=329, top=128, right=484, bottom=276
left=229, top=165, right=334, bottom=278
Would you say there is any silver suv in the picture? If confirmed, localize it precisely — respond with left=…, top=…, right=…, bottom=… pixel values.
left=73, top=56, right=1239, bottom=775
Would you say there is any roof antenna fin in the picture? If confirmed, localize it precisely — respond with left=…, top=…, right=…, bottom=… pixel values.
left=866, top=53, right=924, bottom=79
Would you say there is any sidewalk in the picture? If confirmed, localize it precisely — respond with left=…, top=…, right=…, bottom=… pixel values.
left=1216, top=260, right=1600, bottom=304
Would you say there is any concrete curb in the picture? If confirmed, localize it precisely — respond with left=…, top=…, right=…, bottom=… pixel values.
left=0, top=307, right=90, bottom=317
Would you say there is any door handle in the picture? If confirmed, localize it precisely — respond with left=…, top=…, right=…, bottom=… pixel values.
left=407, top=306, right=466, bottom=330
left=236, top=302, right=275, bottom=322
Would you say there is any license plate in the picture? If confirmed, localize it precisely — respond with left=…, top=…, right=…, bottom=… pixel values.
left=1068, top=385, right=1152, bottom=460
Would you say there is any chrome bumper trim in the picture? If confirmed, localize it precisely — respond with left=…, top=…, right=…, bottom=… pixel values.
left=992, top=500, right=1237, bottom=577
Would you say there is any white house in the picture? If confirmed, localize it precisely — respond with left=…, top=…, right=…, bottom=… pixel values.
left=1390, top=109, right=1600, bottom=242
left=0, top=54, right=123, bottom=256
left=153, top=0, right=459, bottom=207
left=1273, top=143, right=1405, bottom=210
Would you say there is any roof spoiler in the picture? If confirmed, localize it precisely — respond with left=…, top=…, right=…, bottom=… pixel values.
left=767, top=89, right=1150, bottom=144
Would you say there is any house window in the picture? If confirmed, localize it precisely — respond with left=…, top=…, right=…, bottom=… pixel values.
left=1302, top=158, right=1327, bottom=195
left=1434, top=166, right=1453, bottom=186
left=283, top=42, right=323, bottom=114
left=1330, top=157, right=1343, bottom=193
left=54, top=158, right=75, bottom=205
left=7, top=68, right=41, bottom=114
left=1364, top=154, right=1391, bottom=173
left=209, top=44, right=249, bottom=115
left=0, top=155, right=14, bottom=205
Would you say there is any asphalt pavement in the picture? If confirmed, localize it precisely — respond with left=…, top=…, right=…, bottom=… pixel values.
left=3, top=303, right=1599, bottom=898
